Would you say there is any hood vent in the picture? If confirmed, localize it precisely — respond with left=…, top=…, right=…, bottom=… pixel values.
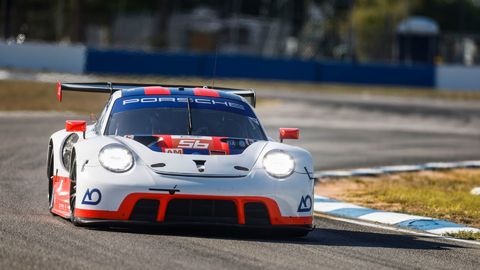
left=193, top=160, right=206, bottom=172
left=151, top=163, right=166, bottom=168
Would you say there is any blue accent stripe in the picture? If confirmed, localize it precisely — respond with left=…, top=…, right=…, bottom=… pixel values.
left=121, top=87, right=146, bottom=97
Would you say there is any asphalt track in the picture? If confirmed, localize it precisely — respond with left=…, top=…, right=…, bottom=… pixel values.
left=258, top=90, right=480, bottom=170
left=1, top=92, right=480, bottom=269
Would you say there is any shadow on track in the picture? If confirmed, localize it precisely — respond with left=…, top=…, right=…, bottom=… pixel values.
left=84, top=223, right=464, bottom=251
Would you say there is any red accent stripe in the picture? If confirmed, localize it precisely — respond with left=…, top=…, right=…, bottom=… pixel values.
left=56, top=81, right=62, bottom=102
left=75, top=193, right=312, bottom=226
left=144, top=86, right=170, bottom=95
left=193, top=88, right=220, bottom=97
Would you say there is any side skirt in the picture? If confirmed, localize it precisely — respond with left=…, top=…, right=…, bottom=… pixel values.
left=50, top=175, right=72, bottom=218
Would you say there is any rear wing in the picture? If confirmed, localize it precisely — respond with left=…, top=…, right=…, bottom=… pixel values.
left=57, top=82, right=256, bottom=107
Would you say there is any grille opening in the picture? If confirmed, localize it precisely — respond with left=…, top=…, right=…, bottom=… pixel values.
left=165, top=199, right=237, bottom=224
left=244, top=202, right=270, bottom=225
left=129, top=199, right=160, bottom=222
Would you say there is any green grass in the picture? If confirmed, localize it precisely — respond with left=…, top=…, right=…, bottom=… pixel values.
left=444, top=231, right=480, bottom=241
left=0, top=80, right=108, bottom=113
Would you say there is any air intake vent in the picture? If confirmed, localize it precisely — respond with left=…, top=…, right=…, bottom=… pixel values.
left=244, top=202, right=270, bottom=225
left=129, top=199, right=160, bottom=222
left=165, top=199, right=237, bottom=224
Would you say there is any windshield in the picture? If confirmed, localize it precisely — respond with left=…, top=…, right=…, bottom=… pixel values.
left=106, top=96, right=267, bottom=140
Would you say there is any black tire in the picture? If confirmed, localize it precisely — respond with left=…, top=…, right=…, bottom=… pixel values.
left=69, top=150, right=81, bottom=226
left=47, top=141, right=55, bottom=214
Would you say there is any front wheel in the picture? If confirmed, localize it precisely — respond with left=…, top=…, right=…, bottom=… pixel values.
left=47, top=142, right=55, bottom=214
left=69, top=150, right=81, bottom=226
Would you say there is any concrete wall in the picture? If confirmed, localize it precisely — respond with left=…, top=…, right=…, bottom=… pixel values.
left=436, top=65, right=480, bottom=91
left=0, top=42, right=86, bottom=74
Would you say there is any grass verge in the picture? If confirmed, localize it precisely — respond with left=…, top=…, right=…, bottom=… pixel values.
left=2, top=75, right=480, bottom=114
left=0, top=80, right=108, bottom=113
left=444, top=231, right=480, bottom=240
left=315, top=169, right=480, bottom=229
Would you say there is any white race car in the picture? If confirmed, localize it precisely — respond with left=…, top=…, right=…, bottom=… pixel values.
left=48, top=82, right=314, bottom=236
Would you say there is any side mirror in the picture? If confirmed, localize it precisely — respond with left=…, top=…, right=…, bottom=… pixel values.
left=279, top=128, right=299, bottom=143
left=66, top=120, right=86, bottom=139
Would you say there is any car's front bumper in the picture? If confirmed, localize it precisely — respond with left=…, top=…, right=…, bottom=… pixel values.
left=75, top=193, right=313, bottom=228
left=75, top=164, right=314, bottom=228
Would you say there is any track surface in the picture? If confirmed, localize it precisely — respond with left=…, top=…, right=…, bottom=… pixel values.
left=258, top=91, right=480, bottom=169
left=1, top=93, right=480, bottom=269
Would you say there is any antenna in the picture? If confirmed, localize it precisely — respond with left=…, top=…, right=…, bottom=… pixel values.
left=211, top=44, right=218, bottom=88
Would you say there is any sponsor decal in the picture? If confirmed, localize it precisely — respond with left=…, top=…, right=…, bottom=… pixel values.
left=297, top=195, right=312, bottom=212
left=122, top=97, right=245, bottom=110
left=81, top=188, right=102, bottom=205
left=165, top=148, right=183, bottom=154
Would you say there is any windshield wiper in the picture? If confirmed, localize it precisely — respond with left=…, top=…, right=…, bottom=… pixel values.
left=186, top=97, right=193, bottom=135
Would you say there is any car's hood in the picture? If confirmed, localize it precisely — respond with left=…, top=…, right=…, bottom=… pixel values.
left=125, top=135, right=257, bottom=155
left=117, top=136, right=269, bottom=177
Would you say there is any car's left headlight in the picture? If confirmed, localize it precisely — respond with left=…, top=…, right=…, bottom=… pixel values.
left=262, top=150, right=295, bottom=178
left=98, top=144, right=134, bottom=173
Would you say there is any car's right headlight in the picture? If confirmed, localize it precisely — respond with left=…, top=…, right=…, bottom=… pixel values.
left=98, top=144, right=134, bottom=173
left=262, top=150, right=295, bottom=178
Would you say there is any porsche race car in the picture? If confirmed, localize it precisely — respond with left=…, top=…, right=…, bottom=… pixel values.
left=47, top=82, right=314, bottom=236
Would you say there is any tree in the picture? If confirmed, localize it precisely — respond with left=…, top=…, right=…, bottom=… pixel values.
left=351, top=0, right=411, bottom=62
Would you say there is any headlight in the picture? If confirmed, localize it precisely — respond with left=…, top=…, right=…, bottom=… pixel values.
left=98, top=145, right=134, bottom=173
left=62, top=133, right=79, bottom=172
left=262, top=150, right=295, bottom=178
